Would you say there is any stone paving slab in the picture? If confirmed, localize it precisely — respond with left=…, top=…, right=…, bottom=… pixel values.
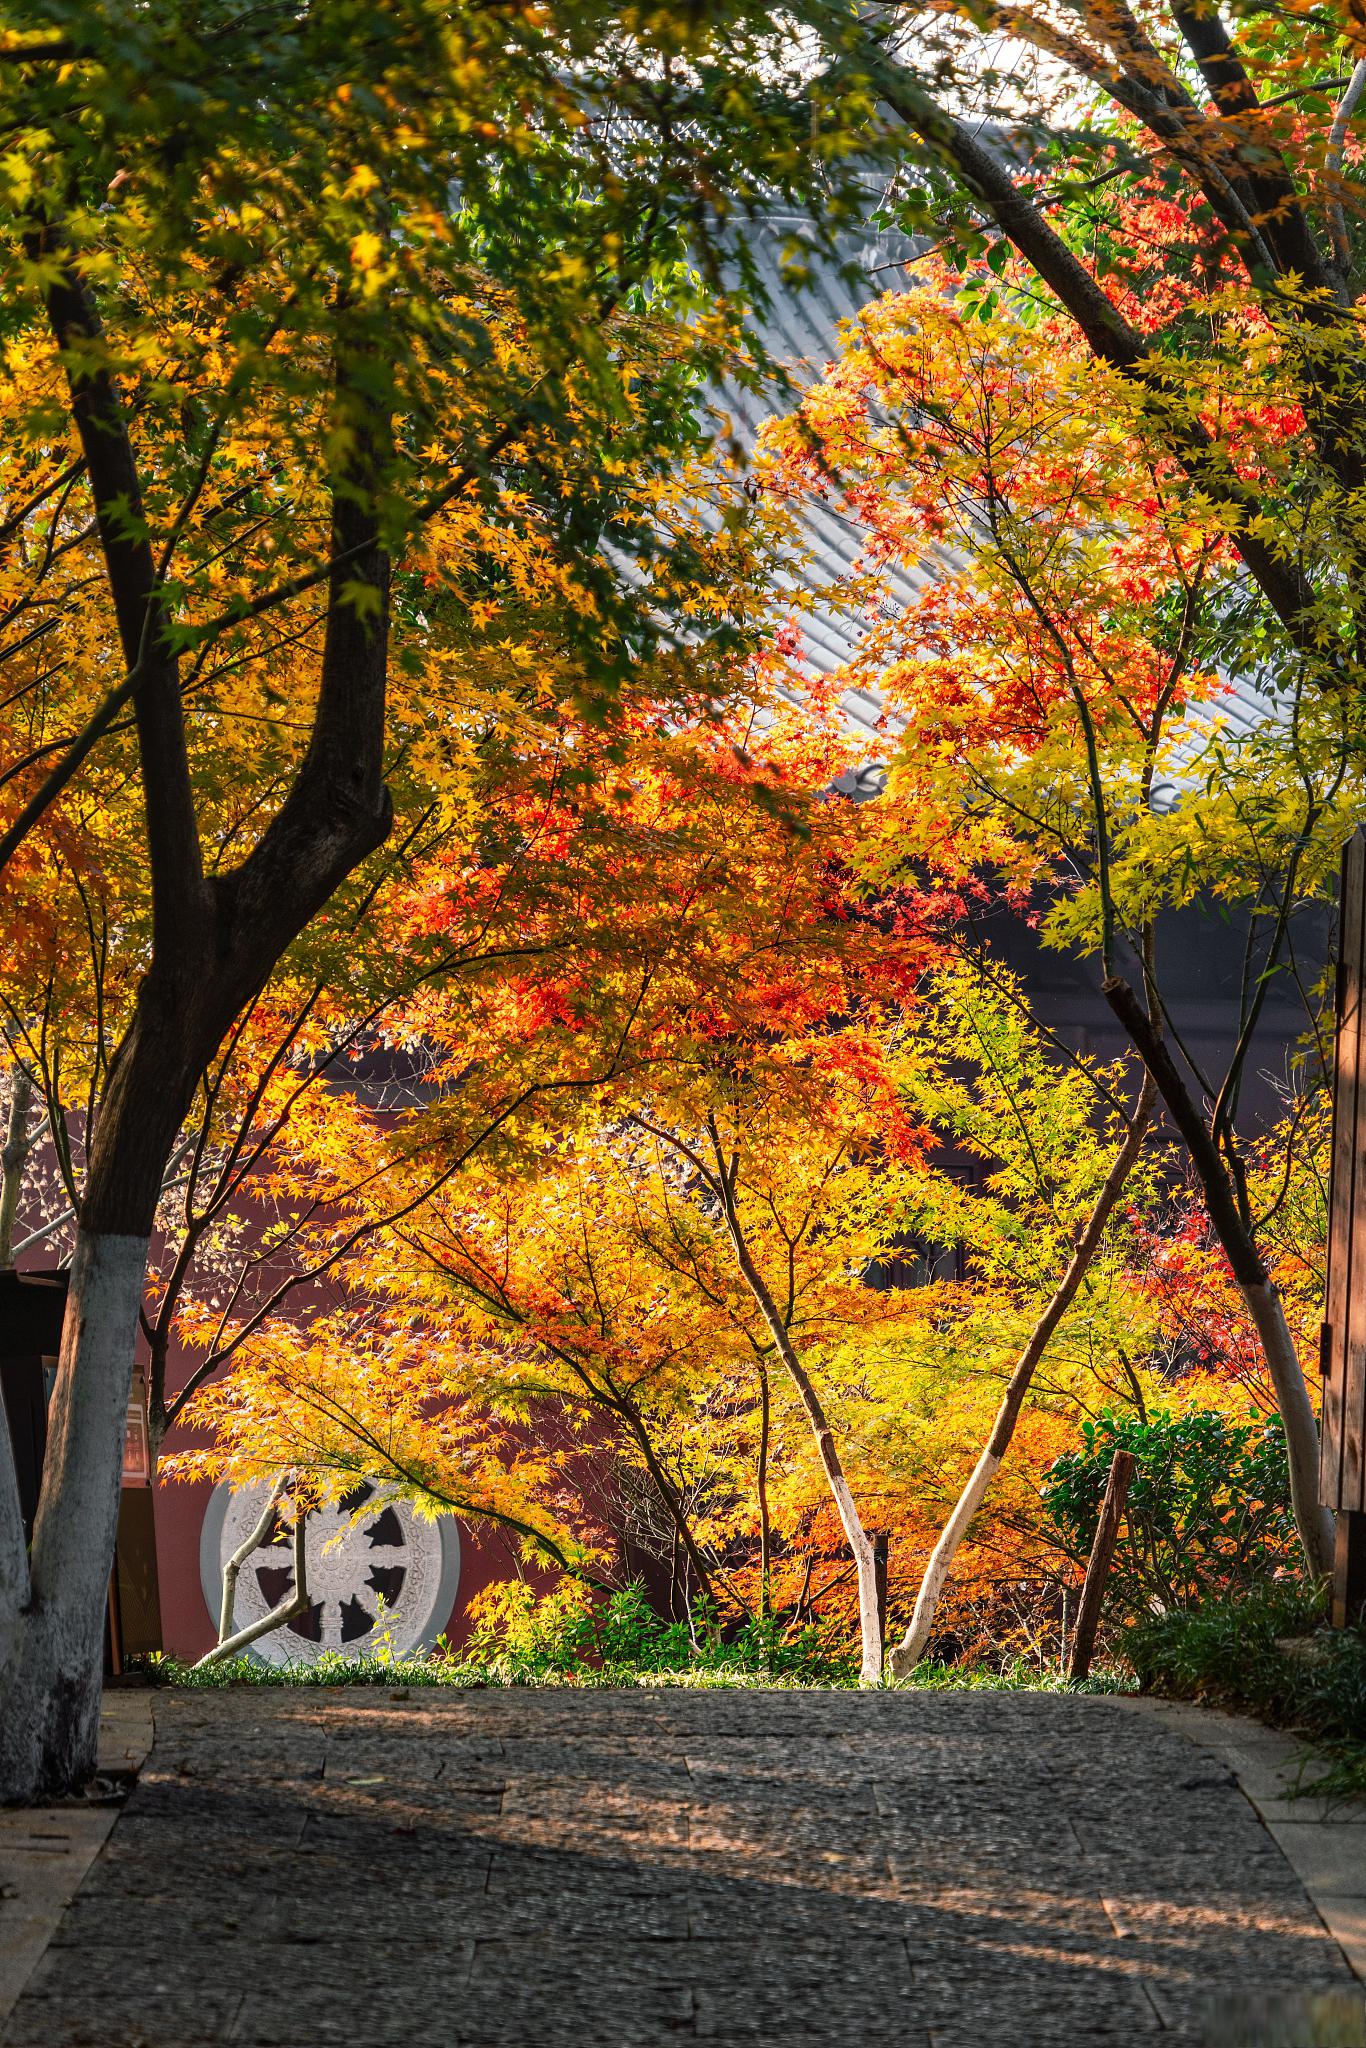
left=2, top=1688, right=1364, bottom=2047
left=0, top=1690, right=153, bottom=2030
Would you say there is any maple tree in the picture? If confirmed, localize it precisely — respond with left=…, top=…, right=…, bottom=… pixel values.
left=174, top=952, right=1182, bottom=1680
left=858, top=1, right=1366, bottom=683
left=763, top=246, right=1355, bottom=1583
left=823, top=6, right=1366, bottom=1602
left=5, top=487, right=804, bottom=1450
left=0, top=1, right=890, bottom=1798
left=4, top=536, right=884, bottom=1665
left=164, top=702, right=925, bottom=1680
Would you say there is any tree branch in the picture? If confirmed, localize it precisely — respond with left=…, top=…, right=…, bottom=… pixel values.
left=36, top=233, right=204, bottom=954
left=194, top=1487, right=308, bottom=1668
left=871, top=66, right=1326, bottom=651
left=1103, top=973, right=1264, bottom=1285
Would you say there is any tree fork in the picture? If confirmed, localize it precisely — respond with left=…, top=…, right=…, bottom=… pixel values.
left=215, top=1471, right=291, bottom=1646
left=197, top=1496, right=310, bottom=1669
left=889, top=1074, right=1156, bottom=1679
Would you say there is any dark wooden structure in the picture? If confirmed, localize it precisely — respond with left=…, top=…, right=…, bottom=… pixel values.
left=0, top=1267, right=67, bottom=1538
left=0, top=1265, right=162, bottom=1664
left=1323, top=831, right=1366, bottom=1626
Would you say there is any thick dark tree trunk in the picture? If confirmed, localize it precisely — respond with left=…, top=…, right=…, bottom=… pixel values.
left=1105, top=978, right=1333, bottom=1578
left=0, top=988, right=258, bottom=1797
left=0, top=1231, right=147, bottom=1797
left=0, top=873, right=392, bottom=1798
left=0, top=258, right=393, bottom=1796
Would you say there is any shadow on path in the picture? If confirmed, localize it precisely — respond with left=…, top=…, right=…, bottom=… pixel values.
left=2, top=1689, right=1361, bottom=2047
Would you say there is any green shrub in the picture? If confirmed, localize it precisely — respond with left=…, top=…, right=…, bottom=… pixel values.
left=460, top=1579, right=859, bottom=1686
left=1126, top=1582, right=1366, bottom=1800
left=1042, top=1408, right=1297, bottom=1614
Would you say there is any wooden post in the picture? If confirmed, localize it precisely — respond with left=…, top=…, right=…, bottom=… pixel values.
left=872, top=1531, right=889, bottom=1658
left=104, top=1564, right=124, bottom=1678
left=1332, top=1511, right=1366, bottom=1629
left=1323, top=830, right=1366, bottom=1625
left=1067, top=1450, right=1135, bottom=1682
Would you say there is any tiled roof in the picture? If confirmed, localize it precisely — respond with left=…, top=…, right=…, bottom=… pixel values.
left=709, top=215, right=929, bottom=741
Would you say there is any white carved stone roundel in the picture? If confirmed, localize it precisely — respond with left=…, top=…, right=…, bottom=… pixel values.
left=199, top=1479, right=461, bottom=1666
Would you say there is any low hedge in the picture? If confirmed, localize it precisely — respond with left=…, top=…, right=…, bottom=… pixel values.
left=1126, top=1583, right=1366, bottom=1801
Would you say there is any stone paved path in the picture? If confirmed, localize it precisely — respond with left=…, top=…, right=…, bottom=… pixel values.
left=3, top=1688, right=1363, bottom=2047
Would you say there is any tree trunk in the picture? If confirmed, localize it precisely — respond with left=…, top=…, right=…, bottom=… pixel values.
left=196, top=1495, right=309, bottom=1669
left=794, top=1400, right=883, bottom=1686
left=1067, top=1448, right=1136, bottom=1682
left=1241, top=1277, right=1333, bottom=1572
left=0, top=1341, right=30, bottom=1630
left=0, top=984, right=239, bottom=1799
left=0, top=925, right=388, bottom=1803
left=1105, top=977, right=1334, bottom=1578
left=0, top=264, right=394, bottom=1803
left=0, top=1064, right=35, bottom=1265
left=756, top=1361, right=772, bottom=1621
left=708, top=1150, right=883, bottom=1681
left=889, top=1078, right=1155, bottom=1679
left=215, top=1470, right=290, bottom=1644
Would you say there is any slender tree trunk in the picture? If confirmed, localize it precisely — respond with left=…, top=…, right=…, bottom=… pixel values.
left=1067, top=1448, right=1136, bottom=1682
left=197, top=1497, right=309, bottom=1669
left=613, top=1389, right=722, bottom=1613
left=779, top=1357, right=882, bottom=1684
left=216, top=1470, right=290, bottom=1644
left=889, top=1078, right=1155, bottom=1679
left=0, top=1064, right=35, bottom=1265
left=1105, top=978, right=1334, bottom=1577
left=707, top=1140, right=882, bottom=1682
left=756, top=1361, right=772, bottom=1622
left=1241, top=1279, right=1331, bottom=1567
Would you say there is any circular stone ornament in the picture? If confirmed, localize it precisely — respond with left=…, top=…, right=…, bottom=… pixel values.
left=199, top=1478, right=461, bottom=1666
